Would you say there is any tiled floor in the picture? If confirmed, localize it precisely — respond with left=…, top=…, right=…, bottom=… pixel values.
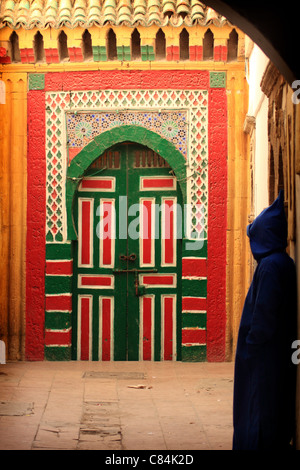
left=0, top=361, right=234, bottom=451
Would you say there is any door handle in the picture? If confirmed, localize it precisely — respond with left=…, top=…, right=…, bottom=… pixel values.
left=113, top=268, right=158, bottom=297
left=119, top=253, right=137, bottom=261
left=134, top=276, right=146, bottom=297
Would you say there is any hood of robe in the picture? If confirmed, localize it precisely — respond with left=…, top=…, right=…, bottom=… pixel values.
left=247, top=191, right=287, bottom=261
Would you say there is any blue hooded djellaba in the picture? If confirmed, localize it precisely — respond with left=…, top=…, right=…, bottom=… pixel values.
left=233, top=191, right=297, bottom=450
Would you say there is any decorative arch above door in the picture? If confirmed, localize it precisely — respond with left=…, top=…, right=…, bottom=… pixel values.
left=66, top=125, right=187, bottom=241
left=72, top=142, right=183, bottom=361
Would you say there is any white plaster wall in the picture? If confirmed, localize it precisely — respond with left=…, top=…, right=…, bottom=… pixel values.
left=246, top=40, right=269, bottom=216
left=254, top=97, right=269, bottom=215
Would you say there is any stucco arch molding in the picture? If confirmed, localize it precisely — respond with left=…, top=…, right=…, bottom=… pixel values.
left=66, top=125, right=187, bottom=241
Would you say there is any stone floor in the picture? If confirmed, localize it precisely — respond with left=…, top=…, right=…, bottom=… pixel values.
left=0, top=360, right=234, bottom=451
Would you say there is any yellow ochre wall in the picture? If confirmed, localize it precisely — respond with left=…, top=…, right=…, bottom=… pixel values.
left=0, top=73, right=27, bottom=360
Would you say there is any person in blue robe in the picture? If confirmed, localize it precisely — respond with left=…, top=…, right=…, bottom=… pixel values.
left=233, top=191, right=297, bottom=450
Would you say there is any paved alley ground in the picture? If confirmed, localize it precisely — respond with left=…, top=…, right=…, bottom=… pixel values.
left=0, top=361, right=234, bottom=451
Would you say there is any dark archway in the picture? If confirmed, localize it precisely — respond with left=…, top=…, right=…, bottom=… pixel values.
left=204, top=0, right=300, bottom=85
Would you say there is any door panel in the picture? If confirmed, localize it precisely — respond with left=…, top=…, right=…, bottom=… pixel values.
left=78, top=198, right=94, bottom=268
left=98, top=198, right=115, bottom=268
left=72, top=143, right=182, bottom=361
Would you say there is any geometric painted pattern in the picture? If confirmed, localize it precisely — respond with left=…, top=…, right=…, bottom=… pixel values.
left=45, top=89, right=208, bottom=242
left=66, top=110, right=189, bottom=157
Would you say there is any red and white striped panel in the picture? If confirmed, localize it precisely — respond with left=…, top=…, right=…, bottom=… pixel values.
left=161, top=295, right=177, bottom=361
left=140, top=176, right=176, bottom=191
left=139, top=295, right=154, bottom=361
left=78, top=274, right=114, bottom=289
left=140, top=198, right=155, bottom=267
left=98, top=199, right=115, bottom=268
left=78, top=198, right=94, bottom=268
left=79, top=177, right=116, bottom=192
left=139, top=273, right=176, bottom=288
left=161, top=198, right=177, bottom=267
left=77, top=295, right=93, bottom=361
left=99, top=297, right=114, bottom=361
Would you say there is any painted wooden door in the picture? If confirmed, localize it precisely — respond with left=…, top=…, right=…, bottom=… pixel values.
left=72, top=143, right=182, bottom=361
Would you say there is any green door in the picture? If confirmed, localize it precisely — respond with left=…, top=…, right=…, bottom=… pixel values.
left=72, top=143, right=182, bottom=361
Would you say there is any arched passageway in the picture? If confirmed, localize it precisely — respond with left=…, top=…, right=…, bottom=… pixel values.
left=204, top=0, right=300, bottom=85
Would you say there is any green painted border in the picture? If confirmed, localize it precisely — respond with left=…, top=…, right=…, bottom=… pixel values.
left=45, top=346, right=71, bottom=361
left=182, top=239, right=207, bottom=258
left=46, top=242, right=73, bottom=260
left=209, top=71, right=226, bottom=88
left=141, top=45, right=155, bottom=61
left=29, top=73, right=45, bottom=90
left=66, top=125, right=187, bottom=241
left=182, top=313, right=206, bottom=329
left=45, top=242, right=73, bottom=358
left=182, top=345, right=206, bottom=362
left=45, top=311, right=71, bottom=330
left=45, top=276, right=72, bottom=294
left=182, top=278, right=207, bottom=297
left=92, top=45, right=107, bottom=62
left=117, top=45, right=131, bottom=61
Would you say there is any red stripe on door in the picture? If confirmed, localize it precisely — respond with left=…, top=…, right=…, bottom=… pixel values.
left=99, top=199, right=115, bottom=267
left=79, top=296, right=92, bottom=361
left=99, top=297, right=113, bottom=361
left=162, top=198, right=176, bottom=266
left=80, top=177, right=115, bottom=192
left=162, top=295, right=176, bottom=361
left=141, top=296, right=153, bottom=361
left=79, top=199, right=93, bottom=267
left=79, top=274, right=114, bottom=288
left=140, top=199, right=154, bottom=266
left=141, top=177, right=176, bottom=190
left=140, top=274, right=176, bottom=287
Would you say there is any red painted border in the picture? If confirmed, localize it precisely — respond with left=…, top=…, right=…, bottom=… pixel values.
left=46, top=260, right=73, bottom=275
left=46, top=295, right=72, bottom=312
left=182, top=297, right=207, bottom=312
left=80, top=199, right=92, bottom=266
left=26, top=90, right=46, bottom=360
left=142, top=296, right=153, bottom=361
left=45, top=329, right=72, bottom=346
left=207, top=88, right=228, bottom=362
left=182, top=328, right=206, bottom=344
left=101, top=297, right=112, bottom=361
left=44, top=70, right=210, bottom=91
left=26, top=70, right=227, bottom=362
left=163, top=296, right=174, bottom=361
left=182, top=258, right=207, bottom=278
left=80, top=296, right=91, bottom=360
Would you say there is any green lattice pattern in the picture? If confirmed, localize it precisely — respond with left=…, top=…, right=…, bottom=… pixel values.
left=45, top=89, right=208, bottom=242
